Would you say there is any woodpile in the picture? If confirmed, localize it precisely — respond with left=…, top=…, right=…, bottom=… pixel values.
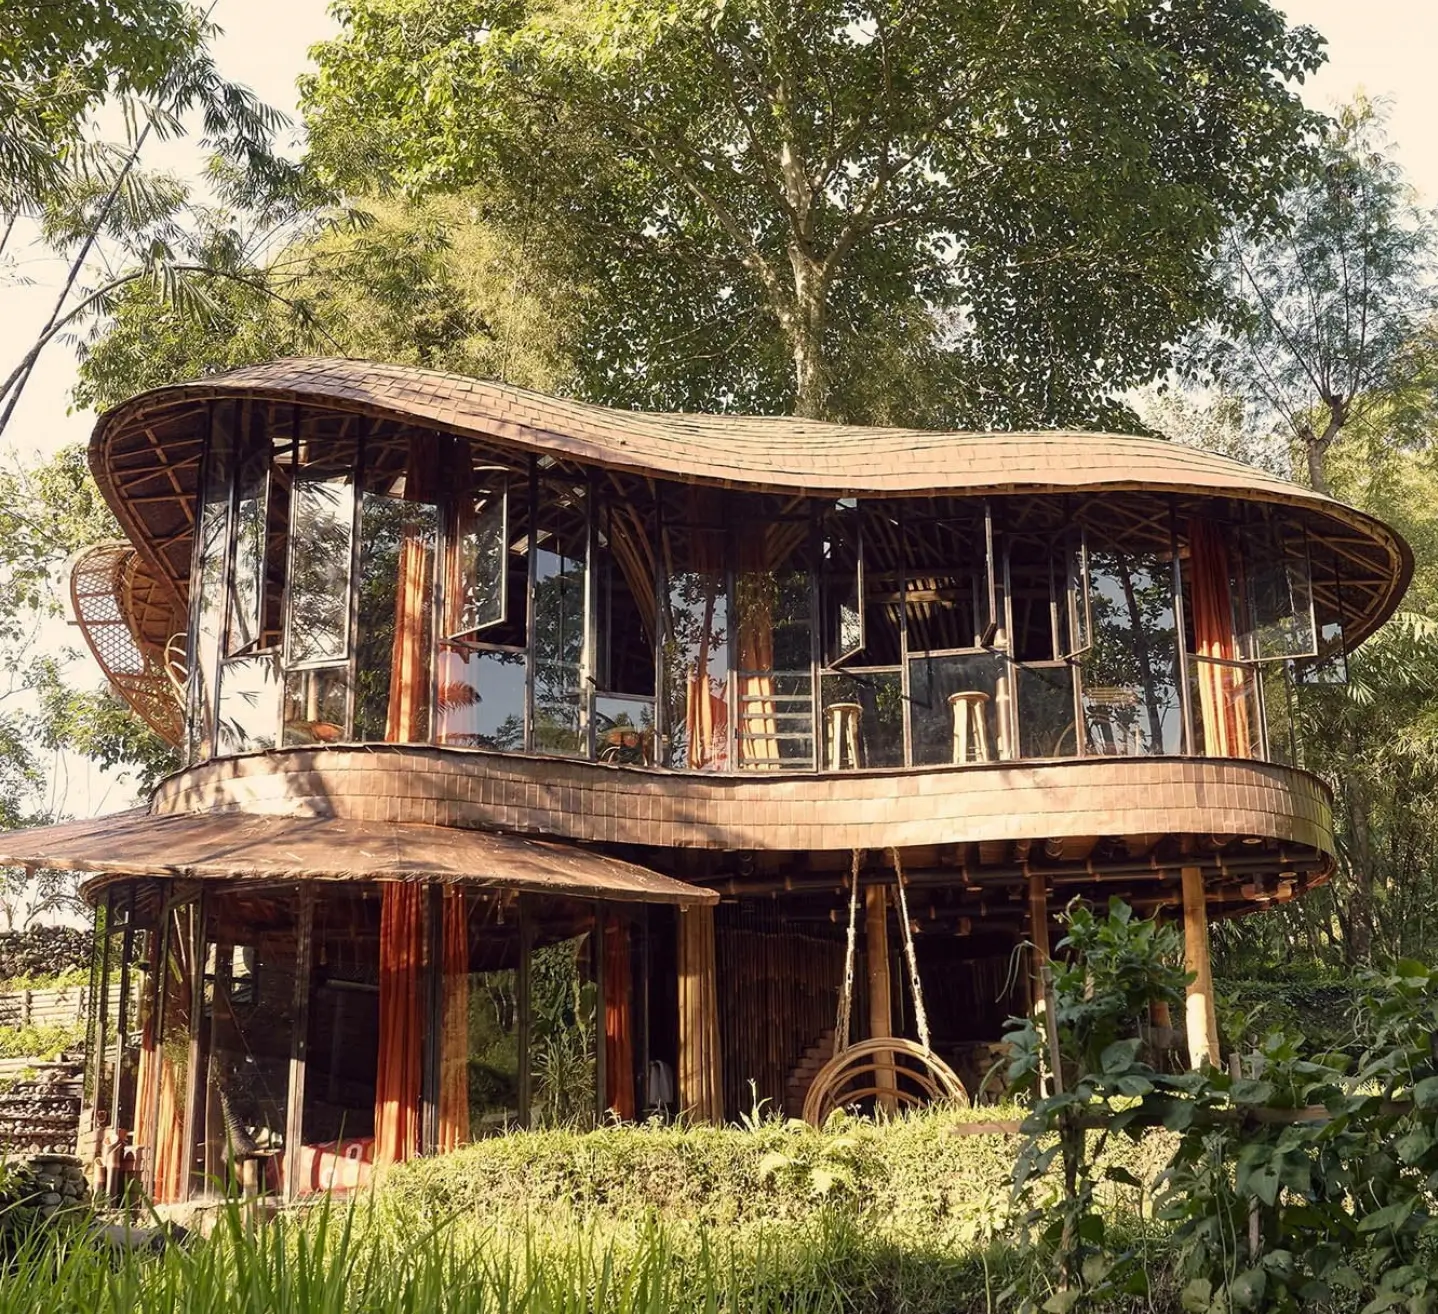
left=0, top=1056, right=83, bottom=1155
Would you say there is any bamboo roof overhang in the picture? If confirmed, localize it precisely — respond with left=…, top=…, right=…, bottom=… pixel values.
left=0, top=809, right=718, bottom=908
left=91, top=357, right=1412, bottom=652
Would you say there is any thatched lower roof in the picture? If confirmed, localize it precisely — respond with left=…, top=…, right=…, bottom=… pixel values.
left=0, top=810, right=715, bottom=907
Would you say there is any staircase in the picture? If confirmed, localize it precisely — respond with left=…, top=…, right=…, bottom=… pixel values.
left=784, top=1029, right=836, bottom=1117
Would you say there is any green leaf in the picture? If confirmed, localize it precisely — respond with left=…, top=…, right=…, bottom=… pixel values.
left=1042, top=1292, right=1082, bottom=1314
left=1181, top=1277, right=1214, bottom=1312
left=1413, top=1076, right=1438, bottom=1109
left=1357, top=1201, right=1413, bottom=1234
left=1100, top=1038, right=1142, bottom=1073
left=1229, top=1267, right=1267, bottom=1308
left=756, top=1150, right=790, bottom=1179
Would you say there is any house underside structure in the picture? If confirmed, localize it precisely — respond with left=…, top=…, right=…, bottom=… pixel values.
left=0, top=358, right=1409, bottom=1203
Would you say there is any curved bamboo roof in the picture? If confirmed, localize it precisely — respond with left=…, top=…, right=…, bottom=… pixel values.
left=0, top=808, right=717, bottom=907
left=90, top=357, right=1411, bottom=651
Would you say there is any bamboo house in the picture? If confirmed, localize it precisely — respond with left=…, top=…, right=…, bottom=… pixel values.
left=0, top=359, right=1410, bottom=1204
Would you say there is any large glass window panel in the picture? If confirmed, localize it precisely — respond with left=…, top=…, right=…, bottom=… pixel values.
left=908, top=651, right=1009, bottom=765
left=1262, top=662, right=1298, bottom=765
left=435, top=648, right=527, bottom=750
left=282, top=666, right=349, bottom=745
left=302, top=888, right=380, bottom=1174
left=736, top=534, right=814, bottom=770
left=594, top=497, right=657, bottom=702
left=1232, top=521, right=1317, bottom=661
left=527, top=902, right=598, bottom=1129
left=1015, top=664, right=1079, bottom=759
left=449, top=477, right=508, bottom=640
left=186, top=403, right=235, bottom=762
left=353, top=493, right=438, bottom=743
left=195, top=890, right=296, bottom=1196
left=662, top=570, right=729, bottom=770
left=226, top=417, right=270, bottom=656
left=902, top=504, right=993, bottom=653
left=531, top=481, right=588, bottom=757
left=459, top=896, right=523, bottom=1134
left=1082, top=550, right=1182, bottom=755
left=594, top=695, right=656, bottom=765
left=820, top=670, right=903, bottom=769
left=142, top=899, right=200, bottom=1204
left=216, top=655, right=281, bottom=754
left=820, top=500, right=864, bottom=666
left=286, top=476, right=355, bottom=666
left=1188, top=657, right=1261, bottom=760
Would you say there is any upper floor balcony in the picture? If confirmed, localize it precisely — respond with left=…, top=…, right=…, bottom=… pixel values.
left=76, top=360, right=1409, bottom=788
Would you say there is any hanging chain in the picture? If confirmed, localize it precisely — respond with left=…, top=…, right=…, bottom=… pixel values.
left=834, top=847, right=862, bottom=1056
left=890, top=847, right=931, bottom=1053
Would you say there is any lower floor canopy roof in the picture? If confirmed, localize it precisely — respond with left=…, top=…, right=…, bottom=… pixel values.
left=0, top=809, right=716, bottom=907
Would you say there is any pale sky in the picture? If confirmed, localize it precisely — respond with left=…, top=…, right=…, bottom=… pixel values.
left=1, top=0, right=1435, bottom=819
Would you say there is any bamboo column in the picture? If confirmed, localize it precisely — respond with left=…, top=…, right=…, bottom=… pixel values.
left=1181, top=865, right=1220, bottom=1069
left=677, top=905, right=723, bottom=1122
left=1027, top=871, right=1051, bottom=989
left=865, top=886, right=897, bottom=1113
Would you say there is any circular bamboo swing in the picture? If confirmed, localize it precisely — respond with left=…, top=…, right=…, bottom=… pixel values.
left=801, top=849, right=969, bottom=1126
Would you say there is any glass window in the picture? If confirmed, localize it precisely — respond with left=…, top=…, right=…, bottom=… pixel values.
left=448, top=476, right=509, bottom=640
left=353, top=493, right=439, bottom=743
left=594, top=496, right=657, bottom=702
left=1015, top=664, right=1078, bottom=759
left=282, top=666, right=349, bottom=746
left=140, top=899, right=200, bottom=1204
left=1231, top=521, right=1317, bottom=661
left=735, top=512, right=814, bottom=771
left=902, top=504, right=992, bottom=653
left=457, top=895, right=523, bottom=1134
left=194, top=890, right=296, bottom=1197
left=216, top=655, right=281, bottom=754
left=1189, top=657, right=1261, bottom=760
left=820, top=670, right=904, bottom=769
left=226, top=406, right=274, bottom=657
left=594, top=695, right=656, bottom=765
left=302, top=888, right=380, bottom=1175
left=908, top=651, right=1009, bottom=765
left=1082, top=549, right=1182, bottom=755
left=531, top=480, right=588, bottom=757
left=285, top=476, right=355, bottom=667
left=186, top=402, right=235, bottom=761
left=820, top=500, right=863, bottom=666
left=528, top=905, right=598, bottom=1129
left=435, top=648, right=526, bottom=750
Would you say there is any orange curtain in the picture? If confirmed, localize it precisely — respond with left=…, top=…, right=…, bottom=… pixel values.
left=436, top=889, right=471, bottom=1154
left=1188, top=519, right=1253, bottom=758
left=374, top=883, right=424, bottom=1168
left=603, top=921, right=635, bottom=1119
left=385, top=532, right=431, bottom=742
left=736, top=532, right=780, bottom=768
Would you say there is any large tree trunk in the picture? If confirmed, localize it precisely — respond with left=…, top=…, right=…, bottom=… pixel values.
left=1301, top=400, right=1347, bottom=498
left=785, top=250, right=832, bottom=420
left=1342, top=776, right=1375, bottom=965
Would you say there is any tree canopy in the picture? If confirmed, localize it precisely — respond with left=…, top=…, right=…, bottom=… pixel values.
left=301, top=0, right=1327, bottom=424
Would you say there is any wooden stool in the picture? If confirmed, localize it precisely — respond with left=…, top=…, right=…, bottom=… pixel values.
left=826, top=702, right=864, bottom=769
left=948, top=691, right=992, bottom=763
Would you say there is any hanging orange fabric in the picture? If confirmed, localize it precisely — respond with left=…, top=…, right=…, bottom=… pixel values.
left=736, top=532, right=780, bottom=768
left=385, top=530, right=431, bottom=742
left=1188, top=519, right=1253, bottom=758
left=436, top=889, right=471, bottom=1154
left=603, top=921, right=635, bottom=1119
left=374, top=883, right=424, bottom=1168
left=131, top=932, right=161, bottom=1194
left=137, top=906, right=194, bottom=1204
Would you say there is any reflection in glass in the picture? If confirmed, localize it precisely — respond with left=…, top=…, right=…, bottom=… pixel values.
left=1082, top=550, right=1181, bottom=754
left=196, top=890, right=295, bottom=1196
left=821, top=500, right=863, bottom=665
left=461, top=898, right=523, bottom=1134
left=528, top=913, right=597, bottom=1128
left=282, top=666, right=349, bottom=745
left=735, top=564, right=813, bottom=770
left=187, top=403, right=234, bottom=761
left=216, top=655, right=281, bottom=753
left=820, top=671, right=903, bottom=768
left=908, top=652, right=1008, bottom=765
left=662, top=571, right=729, bottom=770
left=286, top=476, right=355, bottom=666
left=1262, top=663, right=1297, bottom=765
left=435, top=648, right=526, bottom=750
left=140, top=900, right=199, bottom=1203
left=1015, top=664, right=1078, bottom=758
left=227, top=436, right=269, bottom=655
left=1232, top=522, right=1317, bottom=662
left=353, top=493, right=438, bottom=743
left=1189, top=657, right=1260, bottom=760
left=532, top=482, right=587, bottom=757
left=449, top=479, right=508, bottom=639
left=594, top=695, right=656, bottom=765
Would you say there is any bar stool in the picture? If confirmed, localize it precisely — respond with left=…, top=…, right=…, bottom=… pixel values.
left=948, top=691, right=993, bottom=764
left=826, top=702, right=864, bottom=770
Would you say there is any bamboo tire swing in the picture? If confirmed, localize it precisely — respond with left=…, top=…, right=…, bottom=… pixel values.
left=801, top=849, right=968, bottom=1126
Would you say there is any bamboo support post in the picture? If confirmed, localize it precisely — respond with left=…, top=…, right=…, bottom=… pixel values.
left=1182, top=865, right=1220, bottom=1069
left=678, top=904, right=723, bottom=1122
left=865, top=886, right=897, bottom=1114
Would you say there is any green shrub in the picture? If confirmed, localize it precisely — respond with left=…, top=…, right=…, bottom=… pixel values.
left=377, top=1107, right=1174, bottom=1252
left=0, top=1020, right=86, bottom=1060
